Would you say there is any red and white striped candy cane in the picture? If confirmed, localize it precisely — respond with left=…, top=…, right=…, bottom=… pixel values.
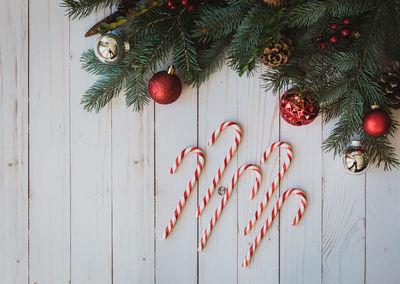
left=161, top=147, right=205, bottom=240
left=242, top=188, right=306, bottom=267
left=196, top=122, right=242, bottom=217
left=243, top=142, right=293, bottom=235
left=198, top=164, right=261, bottom=251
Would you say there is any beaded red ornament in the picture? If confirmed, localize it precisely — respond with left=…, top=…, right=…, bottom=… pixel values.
left=279, top=89, right=320, bottom=126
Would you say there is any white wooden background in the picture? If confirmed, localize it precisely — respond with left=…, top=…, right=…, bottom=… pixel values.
left=2, top=1, right=400, bottom=283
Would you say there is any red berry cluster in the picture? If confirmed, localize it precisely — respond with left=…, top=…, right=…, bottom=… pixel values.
left=315, top=18, right=351, bottom=50
left=167, top=0, right=195, bottom=11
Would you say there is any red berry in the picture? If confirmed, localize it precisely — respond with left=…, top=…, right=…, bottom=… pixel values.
left=181, top=0, right=188, bottom=5
left=330, top=36, right=338, bottom=43
left=170, top=5, right=176, bottom=9
left=315, top=36, right=322, bottom=43
left=341, top=29, right=350, bottom=37
left=188, top=4, right=195, bottom=11
left=167, top=0, right=174, bottom=6
left=319, top=42, right=326, bottom=50
left=331, top=23, right=338, bottom=30
left=343, top=18, right=350, bottom=25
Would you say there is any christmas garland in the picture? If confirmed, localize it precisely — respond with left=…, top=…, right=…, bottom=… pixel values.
left=62, top=0, right=400, bottom=170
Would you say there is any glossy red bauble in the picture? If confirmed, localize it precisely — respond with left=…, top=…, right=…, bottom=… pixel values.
left=167, top=0, right=174, bottom=6
left=319, top=42, right=326, bottom=50
left=181, top=0, right=188, bottom=5
left=331, top=23, right=338, bottom=30
left=362, top=106, right=392, bottom=137
left=279, top=89, right=320, bottom=126
left=343, top=18, right=350, bottom=25
left=148, top=66, right=182, bottom=105
left=188, top=4, right=195, bottom=11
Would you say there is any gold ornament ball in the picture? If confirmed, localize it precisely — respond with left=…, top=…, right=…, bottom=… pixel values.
left=94, top=34, right=129, bottom=63
left=342, top=141, right=369, bottom=175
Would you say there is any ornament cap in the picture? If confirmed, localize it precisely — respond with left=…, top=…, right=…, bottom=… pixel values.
left=351, top=140, right=361, bottom=147
left=371, top=104, right=380, bottom=110
left=167, top=65, right=175, bottom=75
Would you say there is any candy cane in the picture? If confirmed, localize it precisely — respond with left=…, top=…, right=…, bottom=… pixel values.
left=198, top=164, right=261, bottom=251
left=243, top=142, right=293, bottom=235
left=242, top=188, right=306, bottom=268
left=161, top=147, right=205, bottom=240
left=196, top=122, right=242, bottom=217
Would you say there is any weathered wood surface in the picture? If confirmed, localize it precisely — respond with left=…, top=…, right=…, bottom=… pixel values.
left=1, top=1, right=400, bottom=283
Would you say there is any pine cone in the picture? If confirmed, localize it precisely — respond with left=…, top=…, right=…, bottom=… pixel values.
left=260, top=37, right=294, bottom=67
left=263, top=0, right=288, bottom=8
left=379, top=60, right=400, bottom=109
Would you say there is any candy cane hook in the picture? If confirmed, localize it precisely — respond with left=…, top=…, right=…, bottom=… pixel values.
left=161, top=147, right=205, bottom=240
left=243, top=142, right=293, bottom=235
left=196, top=122, right=242, bottom=217
left=242, top=188, right=306, bottom=267
left=198, top=164, right=261, bottom=251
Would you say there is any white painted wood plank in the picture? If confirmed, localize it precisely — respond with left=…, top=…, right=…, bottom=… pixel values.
left=28, top=0, right=71, bottom=282
left=366, top=108, right=400, bottom=284
left=112, top=96, right=154, bottom=284
left=322, top=121, right=365, bottom=284
left=237, top=67, right=280, bottom=283
left=70, top=11, right=112, bottom=284
left=280, top=114, right=322, bottom=284
left=155, top=75, right=198, bottom=283
left=0, top=0, right=28, bottom=283
left=198, top=66, right=239, bottom=284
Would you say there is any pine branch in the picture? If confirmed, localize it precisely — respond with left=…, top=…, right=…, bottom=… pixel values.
left=61, top=0, right=120, bottom=19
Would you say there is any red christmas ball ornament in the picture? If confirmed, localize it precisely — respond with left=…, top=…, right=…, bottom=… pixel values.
left=148, top=66, right=182, bottom=105
left=181, top=0, right=188, bottom=5
left=319, top=42, right=326, bottom=50
left=167, top=0, right=174, bottom=6
left=188, top=4, right=195, bottom=11
left=341, top=29, right=350, bottom=37
left=279, top=89, right=320, bottom=126
left=362, top=105, right=392, bottom=137
left=343, top=18, right=350, bottom=25
left=330, top=36, right=338, bottom=43
left=331, top=23, right=338, bottom=30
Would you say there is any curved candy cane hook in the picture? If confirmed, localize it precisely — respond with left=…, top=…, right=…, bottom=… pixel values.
left=243, top=142, right=293, bottom=235
left=198, top=164, right=261, bottom=251
left=196, top=122, right=242, bottom=217
left=242, top=188, right=307, bottom=267
left=161, top=147, right=205, bottom=240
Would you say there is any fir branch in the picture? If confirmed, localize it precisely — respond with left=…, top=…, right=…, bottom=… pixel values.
left=61, top=0, right=119, bottom=19
left=177, top=20, right=190, bottom=72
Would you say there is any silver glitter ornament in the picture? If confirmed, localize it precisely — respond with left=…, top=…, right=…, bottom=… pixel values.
left=94, top=34, right=129, bottom=63
left=342, top=140, right=369, bottom=175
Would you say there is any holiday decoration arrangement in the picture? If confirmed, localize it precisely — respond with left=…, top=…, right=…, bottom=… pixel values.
left=62, top=0, right=400, bottom=170
left=160, top=121, right=307, bottom=267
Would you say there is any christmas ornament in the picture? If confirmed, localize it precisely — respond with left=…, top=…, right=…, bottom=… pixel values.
left=198, top=164, right=261, bottom=251
left=260, top=37, right=294, bottom=67
left=94, top=34, right=129, bottom=63
left=147, top=66, right=182, bottom=104
left=362, top=105, right=392, bottom=137
left=196, top=122, right=242, bottom=217
left=379, top=60, right=400, bottom=109
left=330, top=36, right=338, bottom=43
left=243, top=188, right=306, bottom=268
left=263, top=0, right=287, bottom=8
left=243, top=142, right=293, bottom=236
left=341, top=29, right=350, bottom=37
left=161, top=147, right=205, bottom=240
left=279, top=89, right=320, bottom=126
left=343, top=18, right=350, bottom=25
left=319, top=42, right=326, bottom=50
left=342, top=141, right=369, bottom=175
left=331, top=23, right=338, bottom=30
left=352, top=30, right=361, bottom=39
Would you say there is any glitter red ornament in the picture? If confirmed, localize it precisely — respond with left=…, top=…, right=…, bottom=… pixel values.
left=362, top=105, right=392, bottom=137
left=279, top=89, right=320, bottom=126
left=148, top=66, right=182, bottom=105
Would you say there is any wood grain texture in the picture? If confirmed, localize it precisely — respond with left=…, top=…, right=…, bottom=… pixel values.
left=112, top=97, right=154, bottom=283
left=198, top=66, right=239, bottom=284
left=70, top=10, right=113, bottom=284
left=237, top=66, right=280, bottom=284
left=322, top=121, right=365, bottom=284
left=155, top=75, right=198, bottom=284
left=366, top=109, right=400, bottom=284
left=29, top=0, right=71, bottom=282
left=0, top=1, right=28, bottom=283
